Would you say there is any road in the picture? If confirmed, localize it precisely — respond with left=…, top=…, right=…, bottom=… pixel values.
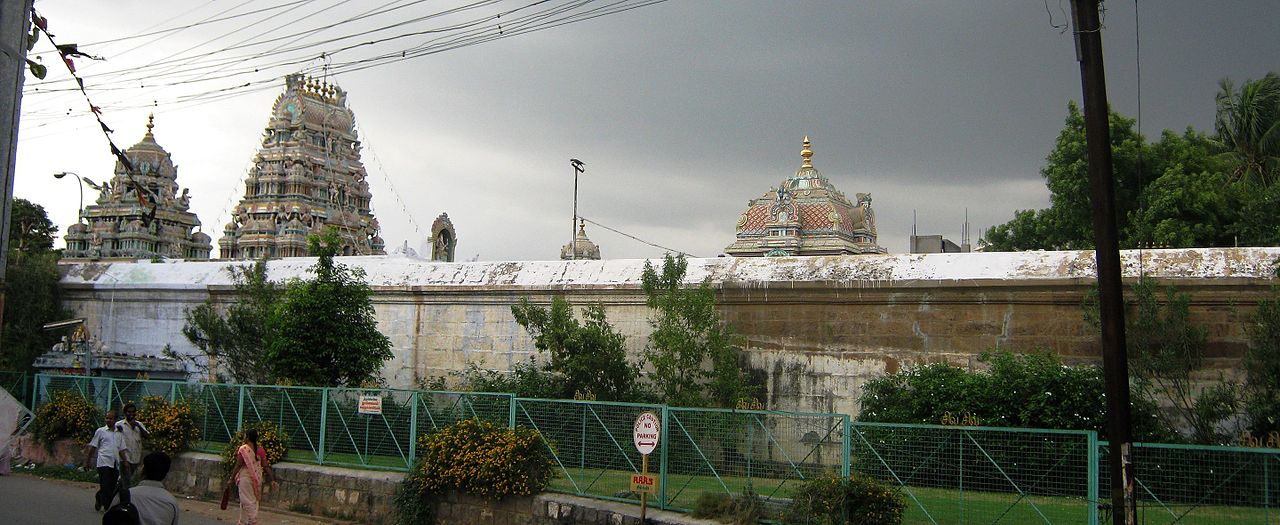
left=0, top=473, right=337, bottom=524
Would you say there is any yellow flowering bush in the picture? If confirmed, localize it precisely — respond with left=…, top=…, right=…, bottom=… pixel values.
left=33, top=390, right=100, bottom=447
left=396, top=419, right=554, bottom=524
left=780, top=474, right=904, bottom=525
left=136, top=395, right=200, bottom=456
left=219, top=421, right=289, bottom=476
left=418, top=418, right=555, bottom=498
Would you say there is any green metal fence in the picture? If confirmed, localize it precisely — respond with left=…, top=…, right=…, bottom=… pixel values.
left=1098, top=441, right=1279, bottom=524
left=27, top=374, right=1280, bottom=524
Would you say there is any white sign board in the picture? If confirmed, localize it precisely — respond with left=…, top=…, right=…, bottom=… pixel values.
left=633, top=411, right=660, bottom=455
left=357, top=395, right=383, bottom=415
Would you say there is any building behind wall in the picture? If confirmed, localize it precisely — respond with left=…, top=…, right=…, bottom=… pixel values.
left=219, top=74, right=385, bottom=259
left=63, top=116, right=212, bottom=260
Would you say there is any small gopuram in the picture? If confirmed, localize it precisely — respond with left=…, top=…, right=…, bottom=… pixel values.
left=219, top=74, right=385, bottom=258
left=725, top=137, right=885, bottom=257
left=63, top=116, right=212, bottom=260
left=561, top=219, right=602, bottom=260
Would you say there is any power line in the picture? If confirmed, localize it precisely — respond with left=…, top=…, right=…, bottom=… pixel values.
left=579, top=216, right=697, bottom=258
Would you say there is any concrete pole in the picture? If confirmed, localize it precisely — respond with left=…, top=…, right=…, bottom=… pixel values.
left=0, top=0, right=35, bottom=343
left=1070, top=1, right=1136, bottom=523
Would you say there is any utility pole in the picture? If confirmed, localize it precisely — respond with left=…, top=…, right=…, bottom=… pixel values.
left=569, top=158, right=584, bottom=260
left=1069, top=1, right=1136, bottom=523
left=0, top=0, right=35, bottom=345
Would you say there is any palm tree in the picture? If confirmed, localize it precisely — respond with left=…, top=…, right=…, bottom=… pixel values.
left=1214, top=73, right=1280, bottom=187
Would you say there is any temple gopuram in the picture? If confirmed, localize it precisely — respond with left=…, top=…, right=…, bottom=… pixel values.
left=220, top=74, right=385, bottom=258
left=63, top=116, right=212, bottom=260
left=725, top=137, right=885, bottom=257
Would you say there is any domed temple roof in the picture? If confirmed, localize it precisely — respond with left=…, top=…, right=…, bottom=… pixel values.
left=63, top=115, right=212, bottom=260
left=725, top=137, right=884, bottom=257
left=561, top=219, right=601, bottom=260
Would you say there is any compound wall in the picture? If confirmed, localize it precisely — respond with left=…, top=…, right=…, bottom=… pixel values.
left=59, top=248, right=1278, bottom=416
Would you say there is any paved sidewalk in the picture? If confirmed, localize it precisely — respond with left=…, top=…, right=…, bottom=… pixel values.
left=0, top=473, right=345, bottom=524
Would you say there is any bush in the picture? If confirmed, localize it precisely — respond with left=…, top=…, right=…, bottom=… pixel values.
left=396, top=419, right=555, bottom=524
left=136, top=395, right=200, bottom=456
left=33, top=390, right=100, bottom=446
left=857, top=351, right=1175, bottom=442
left=220, top=421, right=289, bottom=476
left=692, top=488, right=772, bottom=524
left=781, top=474, right=904, bottom=525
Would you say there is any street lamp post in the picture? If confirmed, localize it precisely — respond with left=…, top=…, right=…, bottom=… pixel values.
left=569, top=159, right=585, bottom=260
left=53, top=171, right=94, bottom=223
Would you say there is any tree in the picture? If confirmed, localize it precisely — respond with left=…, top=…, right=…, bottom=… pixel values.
left=1, top=199, right=69, bottom=371
left=181, top=260, right=280, bottom=384
left=985, top=102, right=1150, bottom=251
left=510, top=296, right=638, bottom=400
left=1243, top=285, right=1280, bottom=438
left=641, top=254, right=754, bottom=407
left=1214, top=73, right=1280, bottom=187
left=266, top=230, right=392, bottom=387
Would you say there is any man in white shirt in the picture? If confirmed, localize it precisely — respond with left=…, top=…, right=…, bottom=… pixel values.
left=84, top=409, right=126, bottom=511
left=115, top=402, right=150, bottom=485
left=130, top=451, right=180, bottom=525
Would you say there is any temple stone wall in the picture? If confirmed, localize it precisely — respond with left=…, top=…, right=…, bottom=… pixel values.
left=58, top=249, right=1277, bottom=416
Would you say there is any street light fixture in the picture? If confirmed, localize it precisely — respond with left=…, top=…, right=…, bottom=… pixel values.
left=569, top=159, right=585, bottom=260
left=52, top=171, right=99, bottom=224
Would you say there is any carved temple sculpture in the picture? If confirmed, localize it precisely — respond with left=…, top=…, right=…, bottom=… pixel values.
left=560, top=218, right=602, bottom=260
left=63, top=115, right=212, bottom=260
left=219, top=74, right=385, bottom=258
left=430, top=213, right=458, bottom=262
left=724, top=137, right=885, bottom=257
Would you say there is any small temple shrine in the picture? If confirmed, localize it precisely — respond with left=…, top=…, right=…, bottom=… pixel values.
left=219, top=74, right=385, bottom=258
left=725, top=137, right=885, bottom=257
left=63, top=116, right=212, bottom=260
left=560, top=219, right=602, bottom=260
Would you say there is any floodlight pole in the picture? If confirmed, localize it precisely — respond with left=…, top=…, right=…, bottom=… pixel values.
left=570, top=159, right=585, bottom=260
left=1070, top=1, right=1136, bottom=523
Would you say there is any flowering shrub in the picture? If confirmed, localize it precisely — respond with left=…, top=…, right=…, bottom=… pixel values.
left=396, top=419, right=554, bottom=525
left=781, top=474, right=904, bottom=525
left=33, top=390, right=100, bottom=447
left=418, top=418, right=554, bottom=498
left=219, top=421, right=289, bottom=476
left=136, top=395, right=200, bottom=456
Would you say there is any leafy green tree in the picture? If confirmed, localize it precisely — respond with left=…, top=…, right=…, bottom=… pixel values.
left=509, top=296, right=638, bottom=400
left=1243, top=287, right=1280, bottom=437
left=1126, top=167, right=1239, bottom=248
left=1090, top=278, right=1237, bottom=443
left=266, top=230, right=392, bottom=387
left=2, top=199, right=69, bottom=371
left=1214, top=73, right=1280, bottom=186
left=181, top=260, right=280, bottom=384
left=984, top=102, right=1149, bottom=251
left=641, top=254, right=754, bottom=407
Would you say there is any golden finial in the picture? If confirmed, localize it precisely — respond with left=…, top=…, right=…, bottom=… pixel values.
left=146, top=113, right=155, bottom=135
left=800, top=136, right=813, bottom=168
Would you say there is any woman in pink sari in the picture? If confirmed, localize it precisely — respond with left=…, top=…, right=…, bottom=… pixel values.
left=225, top=429, right=277, bottom=525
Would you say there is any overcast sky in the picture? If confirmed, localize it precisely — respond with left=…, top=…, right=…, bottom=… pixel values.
left=14, top=1, right=1280, bottom=261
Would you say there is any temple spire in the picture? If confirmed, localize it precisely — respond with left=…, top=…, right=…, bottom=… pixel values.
left=800, top=136, right=813, bottom=168
left=145, top=113, right=155, bottom=137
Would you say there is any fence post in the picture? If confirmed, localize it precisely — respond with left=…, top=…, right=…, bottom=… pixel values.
left=318, top=388, right=328, bottom=464
left=842, top=414, right=851, bottom=478
left=659, top=406, right=669, bottom=510
left=508, top=394, right=516, bottom=429
left=1087, top=430, right=1099, bottom=525
left=408, top=391, right=417, bottom=467
left=236, top=385, right=245, bottom=433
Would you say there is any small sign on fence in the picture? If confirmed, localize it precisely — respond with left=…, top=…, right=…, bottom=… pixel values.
left=630, top=473, right=657, bottom=494
left=633, top=411, right=660, bottom=455
left=357, top=395, right=383, bottom=415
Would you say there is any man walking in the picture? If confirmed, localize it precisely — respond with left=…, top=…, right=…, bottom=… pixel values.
left=130, top=451, right=180, bottom=525
left=115, top=402, right=150, bottom=486
left=85, top=409, right=125, bottom=511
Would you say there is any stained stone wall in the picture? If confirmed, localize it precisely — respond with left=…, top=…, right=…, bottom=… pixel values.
left=59, top=248, right=1278, bottom=416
